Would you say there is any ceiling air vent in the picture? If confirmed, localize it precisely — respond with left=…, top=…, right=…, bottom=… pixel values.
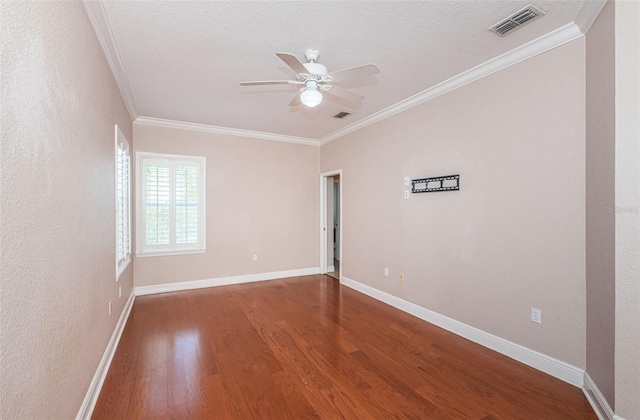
left=333, top=111, right=351, bottom=119
left=489, top=4, right=545, bottom=36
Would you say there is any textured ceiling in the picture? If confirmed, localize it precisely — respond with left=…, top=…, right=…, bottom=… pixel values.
left=102, top=1, right=587, bottom=140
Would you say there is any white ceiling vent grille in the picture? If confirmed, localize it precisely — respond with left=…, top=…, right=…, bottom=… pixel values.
left=489, top=4, right=545, bottom=36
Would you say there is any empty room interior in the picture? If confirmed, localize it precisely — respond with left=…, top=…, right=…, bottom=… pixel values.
left=2, top=1, right=639, bottom=419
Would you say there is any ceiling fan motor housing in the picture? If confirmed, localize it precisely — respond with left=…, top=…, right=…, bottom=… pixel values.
left=303, top=62, right=327, bottom=80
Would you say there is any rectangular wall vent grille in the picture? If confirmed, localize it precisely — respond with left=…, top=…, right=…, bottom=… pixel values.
left=333, top=111, right=351, bottom=119
left=489, top=4, right=545, bottom=36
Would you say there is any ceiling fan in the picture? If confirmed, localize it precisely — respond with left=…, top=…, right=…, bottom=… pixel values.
left=240, top=49, right=379, bottom=108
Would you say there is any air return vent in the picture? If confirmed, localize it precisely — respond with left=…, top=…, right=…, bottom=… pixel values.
left=333, top=111, right=351, bottom=119
left=489, top=4, right=545, bottom=36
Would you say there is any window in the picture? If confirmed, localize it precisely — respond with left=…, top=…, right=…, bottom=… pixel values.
left=136, top=152, right=206, bottom=257
left=115, top=126, right=131, bottom=278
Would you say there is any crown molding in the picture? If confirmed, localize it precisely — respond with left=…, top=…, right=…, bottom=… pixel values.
left=135, top=116, right=319, bottom=146
left=575, top=0, right=608, bottom=34
left=319, top=22, right=583, bottom=145
left=83, top=1, right=138, bottom=121
left=84, top=0, right=604, bottom=147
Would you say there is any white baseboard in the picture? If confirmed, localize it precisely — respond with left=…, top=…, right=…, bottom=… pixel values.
left=76, top=290, right=135, bottom=420
left=583, top=372, right=616, bottom=420
left=134, top=267, right=321, bottom=296
left=328, top=265, right=335, bottom=272
left=340, top=276, right=585, bottom=388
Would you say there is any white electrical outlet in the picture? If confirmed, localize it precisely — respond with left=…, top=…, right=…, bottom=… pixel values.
left=252, top=254, right=258, bottom=261
left=404, top=176, right=410, bottom=186
left=119, top=286, right=122, bottom=298
left=108, top=301, right=112, bottom=316
left=404, top=190, right=410, bottom=199
left=531, top=308, right=541, bottom=324
left=384, top=267, right=389, bottom=277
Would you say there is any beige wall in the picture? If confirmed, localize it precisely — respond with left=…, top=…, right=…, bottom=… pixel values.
left=613, top=1, right=640, bottom=417
left=0, top=2, right=133, bottom=419
left=321, top=39, right=587, bottom=367
left=585, top=0, right=616, bottom=408
left=584, top=1, right=640, bottom=417
left=133, top=124, right=319, bottom=287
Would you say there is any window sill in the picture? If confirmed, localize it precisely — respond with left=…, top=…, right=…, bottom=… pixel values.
left=117, top=258, right=131, bottom=281
left=135, top=249, right=206, bottom=258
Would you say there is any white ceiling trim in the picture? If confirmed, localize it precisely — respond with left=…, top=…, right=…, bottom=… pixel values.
left=86, top=1, right=605, bottom=146
left=319, top=21, right=585, bottom=145
left=83, top=1, right=138, bottom=121
left=574, top=0, right=608, bottom=34
left=135, top=116, right=319, bottom=146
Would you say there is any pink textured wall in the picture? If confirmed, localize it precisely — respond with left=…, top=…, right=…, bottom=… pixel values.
left=613, top=1, right=640, bottom=417
left=132, top=124, right=319, bottom=287
left=585, top=0, right=616, bottom=408
left=321, top=39, right=587, bottom=367
left=0, top=2, right=133, bottom=418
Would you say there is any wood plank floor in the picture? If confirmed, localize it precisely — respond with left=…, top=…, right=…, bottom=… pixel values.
left=93, top=275, right=596, bottom=419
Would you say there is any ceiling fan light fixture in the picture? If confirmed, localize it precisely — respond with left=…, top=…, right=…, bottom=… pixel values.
left=300, top=84, right=323, bottom=107
left=240, top=50, right=379, bottom=108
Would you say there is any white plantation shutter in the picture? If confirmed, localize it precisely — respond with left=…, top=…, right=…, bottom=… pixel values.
left=144, top=160, right=171, bottom=246
left=137, top=152, right=206, bottom=256
left=115, top=127, right=131, bottom=277
left=175, top=162, right=200, bottom=244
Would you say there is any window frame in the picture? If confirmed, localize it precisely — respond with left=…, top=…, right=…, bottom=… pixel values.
left=135, top=151, right=207, bottom=258
left=115, top=125, right=131, bottom=279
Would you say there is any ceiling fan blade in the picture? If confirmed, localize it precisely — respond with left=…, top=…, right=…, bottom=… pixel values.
left=289, top=92, right=301, bottom=106
left=276, top=52, right=308, bottom=75
left=240, top=80, right=299, bottom=86
left=325, top=85, right=364, bottom=103
left=328, top=64, right=380, bottom=82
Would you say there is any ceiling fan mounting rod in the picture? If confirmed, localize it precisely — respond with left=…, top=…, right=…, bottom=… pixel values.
left=304, top=48, right=320, bottom=63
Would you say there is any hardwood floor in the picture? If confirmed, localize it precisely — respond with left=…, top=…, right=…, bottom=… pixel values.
left=93, top=275, right=596, bottom=419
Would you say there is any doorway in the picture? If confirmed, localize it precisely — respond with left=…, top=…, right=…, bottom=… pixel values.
left=320, top=170, right=342, bottom=280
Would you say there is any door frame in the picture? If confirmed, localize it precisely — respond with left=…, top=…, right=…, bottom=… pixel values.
left=320, top=170, right=343, bottom=279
